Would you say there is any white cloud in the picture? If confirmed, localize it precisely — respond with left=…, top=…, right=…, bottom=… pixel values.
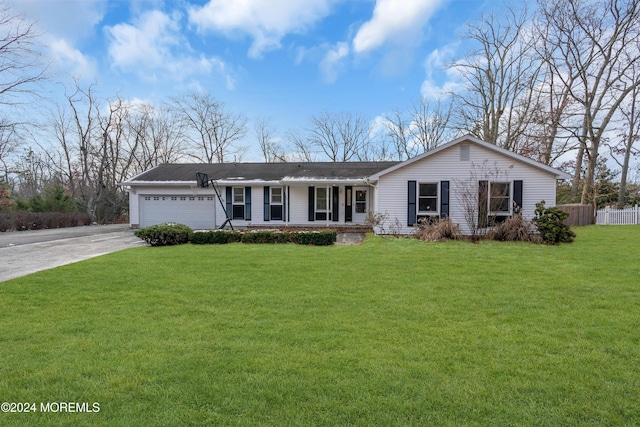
left=420, top=44, right=462, bottom=99
left=6, top=0, right=104, bottom=81
left=105, top=10, right=235, bottom=88
left=319, top=42, right=349, bottom=84
left=7, top=0, right=106, bottom=43
left=48, top=38, right=97, bottom=80
left=353, top=0, right=449, bottom=54
left=106, top=10, right=182, bottom=75
left=188, top=0, right=336, bottom=59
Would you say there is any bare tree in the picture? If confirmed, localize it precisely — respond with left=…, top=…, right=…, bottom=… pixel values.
left=523, top=61, right=577, bottom=165
left=130, top=104, right=184, bottom=172
left=0, top=119, right=16, bottom=180
left=455, top=160, right=512, bottom=240
left=43, top=86, right=186, bottom=222
left=0, top=2, right=47, bottom=108
left=286, top=129, right=315, bottom=162
left=65, top=83, right=98, bottom=217
left=255, top=119, right=286, bottom=162
left=11, top=147, right=53, bottom=199
left=384, top=98, right=453, bottom=160
left=0, top=1, right=48, bottom=175
left=307, top=111, right=371, bottom=162
left=94, top=96, right=137, bottom=222
left=538, top=0, right=640, bottom=205
left=170, top=91, right=247, bottom=163
left=384, top=109, right=415, bottom=160
left=451, top=5, right=542, bottom=153
left=411, top=98, right=453, bottom=153
left=608, top=82, right=640, bottom=207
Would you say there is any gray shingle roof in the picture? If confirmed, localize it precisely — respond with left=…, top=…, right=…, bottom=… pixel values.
left=127, top=162, right=401, bottom=183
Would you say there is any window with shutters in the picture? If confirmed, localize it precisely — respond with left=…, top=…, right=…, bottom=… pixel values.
left=315, top=187, right=331, bottom=221
left=489, top=182, right=511, bottom=215
left=232, top=187, right=245, bottom=219
left=270, top=187, right=283, bottom=220
left=417, top=183, right=439, bottom=223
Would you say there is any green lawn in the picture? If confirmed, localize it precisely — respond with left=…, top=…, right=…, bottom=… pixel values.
left=1, top=226, right=639, bottom=426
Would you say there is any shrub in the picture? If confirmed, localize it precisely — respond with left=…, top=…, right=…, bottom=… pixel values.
left=297, top=230, right=336, bottom=246
left=190, top=230, right=242, bottom=244
left=487, top=214, right=541, bottom=243
left=281, top=231, right=300, bottom=244
left=189, top=229, right=336, bottom=246
left=415, top=217, right=460, bottom=242
left=241, top=230, right=277, bottom=244
left=135, top=223, right=193, bottom=246
left=10, top=211, right=92, bottom=231
left=0, top=212, right=12, bottom=232
left=532, top=201, right=576, bottom=245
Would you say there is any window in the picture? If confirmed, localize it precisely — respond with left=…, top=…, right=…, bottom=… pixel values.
left=233, top=187, right=244, bottom=204
left=315, top=187, right=331, bottom=221
left=489, top=182, right=511, bottom=215
left=418, top=183, right=438, bottom=214
left=232, top=187, right=245, bottom=219
left=355, top=190, right=366, bottom=213
left=270, top=187, right=283, bottom=221
left=271, top=187, right=282, bottom=204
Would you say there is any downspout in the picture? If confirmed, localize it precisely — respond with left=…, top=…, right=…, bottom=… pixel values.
left=364, top=178, right=377, bottom=218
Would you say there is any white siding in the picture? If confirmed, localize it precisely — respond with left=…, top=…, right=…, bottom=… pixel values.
left=129, top=184, right=374, bottom=229
left=219, top=185, right=355, bottom=227
left=374, top=143, right=558, bottom=235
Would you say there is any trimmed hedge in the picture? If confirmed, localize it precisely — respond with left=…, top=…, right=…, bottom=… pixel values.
left=0, top=211, right=93, bottom=232
left=190, top=230, right=242, bottom=244
left=296, top=230, right=336, bottom=246
left=190, top=229, right=337, bottom=246
left=134, top=223, right=193, bottom=246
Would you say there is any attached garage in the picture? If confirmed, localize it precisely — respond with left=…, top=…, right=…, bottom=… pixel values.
left=138, top=194, right=216, bottom=229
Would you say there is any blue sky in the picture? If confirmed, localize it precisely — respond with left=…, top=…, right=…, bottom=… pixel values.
left=8, top=0, right=512, bottom=160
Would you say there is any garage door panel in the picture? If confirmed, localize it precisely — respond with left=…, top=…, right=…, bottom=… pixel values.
left=139, top=195, right=216, bottom=229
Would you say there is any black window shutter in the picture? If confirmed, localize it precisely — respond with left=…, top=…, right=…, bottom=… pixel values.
left=263, top=186, right=270, bottom=221
left=308, top=186, right=315, bottom=221
left=345, top=186, right=353, bottom=222
left=441, top=181, right=450, bottom=218
left=408, top=181, right=417, bottom=226
left=245, top=187, right=251, bottom=221
left=225, top=187, right=232, bottom=220
left=513, top=180, right=523, bottom=214
left=478, top=180, right=488, bottom=228
left=332, top=187, right=339, bottom=222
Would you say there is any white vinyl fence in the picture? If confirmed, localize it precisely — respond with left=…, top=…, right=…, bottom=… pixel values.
left=596, top=205, right=640, bottom=225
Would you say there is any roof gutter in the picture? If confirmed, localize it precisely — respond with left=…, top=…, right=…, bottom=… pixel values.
left=281, top=177, right=369, bottom=186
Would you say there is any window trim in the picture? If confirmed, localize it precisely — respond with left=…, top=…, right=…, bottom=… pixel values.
left=270, top=187, right=283, bottom=205
left=488, top=181, right=512, bottom=216
left=315, top=186, right=331, bottom=221
left=417, top=182, right=439, bottom=216
left=232, top=187, right=244, bottom=205
left=232, top=187, right=245, bottom=220
left=354, top=189, right=367, bottom=214
left=270, top=187, right=283, bottom=221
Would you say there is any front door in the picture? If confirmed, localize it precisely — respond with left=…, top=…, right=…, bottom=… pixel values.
left=352, top=187, right=368, bottom=223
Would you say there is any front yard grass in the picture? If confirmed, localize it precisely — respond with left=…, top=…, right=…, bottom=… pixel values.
left=1, top=225, right=639, bottom=426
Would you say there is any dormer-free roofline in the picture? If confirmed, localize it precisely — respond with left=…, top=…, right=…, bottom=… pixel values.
left=367, top=134, right=571, bottom=182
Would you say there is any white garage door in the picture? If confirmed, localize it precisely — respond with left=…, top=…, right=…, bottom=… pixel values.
left=139, top=195, right=216, bottom=229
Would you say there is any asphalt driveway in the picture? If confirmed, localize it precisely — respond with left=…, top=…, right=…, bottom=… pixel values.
left=0, top=224, right=143, bottom=282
